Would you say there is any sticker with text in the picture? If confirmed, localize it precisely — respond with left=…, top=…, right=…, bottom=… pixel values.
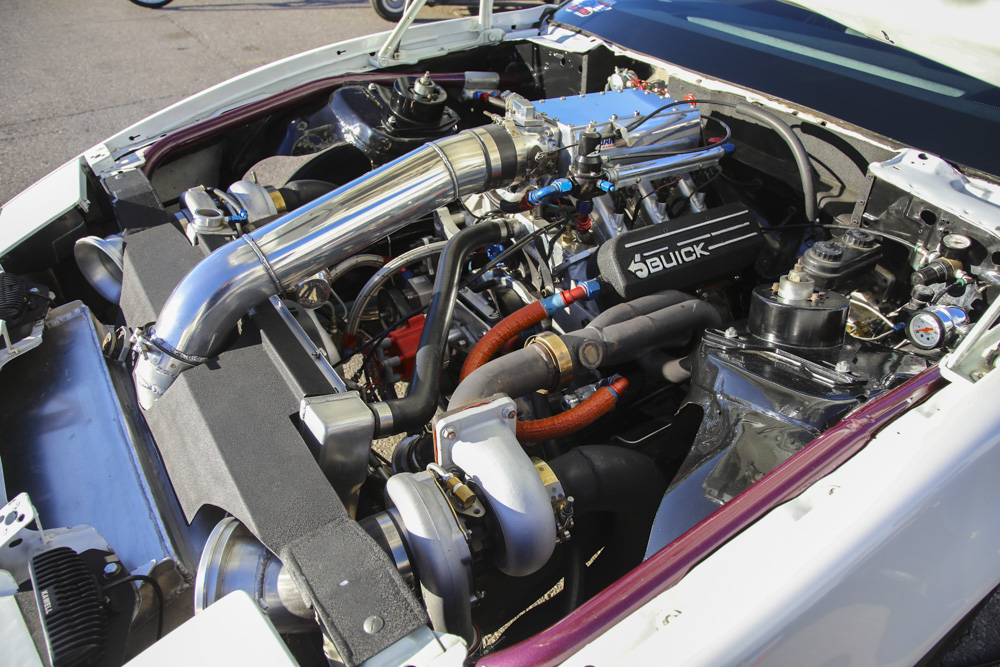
left=565, top=0, right=616, bottom=18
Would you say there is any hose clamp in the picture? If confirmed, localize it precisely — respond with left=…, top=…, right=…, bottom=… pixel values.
left=268, top=188, right=287, bottom=214
left=532, top=458, right=572, bottom=543
left=526, top=331, right=573, bottom=392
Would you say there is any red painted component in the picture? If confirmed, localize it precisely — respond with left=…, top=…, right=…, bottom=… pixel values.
left=564, top=284, right=589, bottom=303
left=386, top=315, right=425, bottom=381
left=575, top=214, right=592, bottom=233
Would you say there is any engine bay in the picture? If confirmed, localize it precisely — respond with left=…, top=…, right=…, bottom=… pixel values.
left=4, top=38, right=1000, bottom=664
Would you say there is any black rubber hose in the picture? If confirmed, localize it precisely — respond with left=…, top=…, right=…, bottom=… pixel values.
left=626, top=98, right=817, bottom=221
left=449, top=346, right=554, bottom=410
left=564, top=299, right=723, bottom=367
left=548, top=446, right=667, bottom=582
left=277, top=180, right=337, bottom=210
left=587, top=290, right=695, bottom=329
left=562, top=538, right=584, bottom=614
left=549, top=446, right=666, bottom=517
left=733, top=102, right=817, bottom=222
left=379, top=220, right=514, bottom=435
left=450, top=299, right=721, bottom=408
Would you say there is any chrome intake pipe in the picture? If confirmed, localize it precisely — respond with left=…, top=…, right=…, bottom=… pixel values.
left=134, top=124, right=535, bottom=408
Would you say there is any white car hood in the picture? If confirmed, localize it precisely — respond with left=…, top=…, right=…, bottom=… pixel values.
left=787, top=0, right=1000, bottom=88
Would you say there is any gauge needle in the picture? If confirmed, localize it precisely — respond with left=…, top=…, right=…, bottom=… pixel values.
left=914, top=327, right=935, bottom=332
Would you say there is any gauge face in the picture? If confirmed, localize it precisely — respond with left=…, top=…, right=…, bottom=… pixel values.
left=906, top=311, right=944, bottom=349
left=942, top=234, right=972, bottom=252
left=295, top=278, right=331, bottom=309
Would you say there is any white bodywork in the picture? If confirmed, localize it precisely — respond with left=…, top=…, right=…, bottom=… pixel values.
left=788, top=0, right=1000, bottom=88
left=571, top=368, right=1000, bottom=666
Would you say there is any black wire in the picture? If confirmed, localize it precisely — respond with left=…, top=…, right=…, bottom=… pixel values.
left=542, top=217, right=569, bottom=268
left=459, top=197, right=507, bottom=223
left=626, top=98, right=730, bottom=133
left=632, top=176, right=681, bottom=216
left=545, top=142, right=579, bottom=156
left=464, top=217, right=567, bottom=285
left=105, top=574, right=164, bottom=640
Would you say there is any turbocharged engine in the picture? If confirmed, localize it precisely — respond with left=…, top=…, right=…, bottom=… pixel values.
left=6, top=64, right=995, bottom=665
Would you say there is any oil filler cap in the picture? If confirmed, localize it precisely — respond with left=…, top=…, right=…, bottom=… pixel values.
left=810, top=241, right=843, bottom=262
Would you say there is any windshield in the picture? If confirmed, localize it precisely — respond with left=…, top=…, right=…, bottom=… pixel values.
left=551, top=0, right=1000, bottom=174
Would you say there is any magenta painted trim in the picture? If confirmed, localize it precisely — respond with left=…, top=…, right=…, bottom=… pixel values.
left=480, top=365, right=946, bottom=667
left=140, top=71, right=515, bottom=177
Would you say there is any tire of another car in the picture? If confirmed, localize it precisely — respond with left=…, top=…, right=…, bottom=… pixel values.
left=371, top=0, right=406, bottom=22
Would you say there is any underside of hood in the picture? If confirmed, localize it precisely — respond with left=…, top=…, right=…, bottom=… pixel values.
left=785, top=0, right=1000, bottom=88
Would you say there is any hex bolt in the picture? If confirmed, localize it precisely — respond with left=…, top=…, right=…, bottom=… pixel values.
left=441, top=426, right=458, bottom=441
left=724, top=327, right=738, bottom=339
left=363, top=615, right=384, bottom=634
left=103, top=562, right=122, bottom=578
left=835, top=361, right=851, bottom=373
left=502, top=406, right=517, bottom=420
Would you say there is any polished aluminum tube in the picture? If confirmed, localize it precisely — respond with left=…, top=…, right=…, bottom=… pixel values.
left=605, top=142, right=734, bottom=188
left=135, top=126, right=532, bottom=408
left=195, top=517, right=314, bottom=633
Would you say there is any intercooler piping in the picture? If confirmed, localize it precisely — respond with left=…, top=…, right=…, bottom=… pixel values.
left=133, top=123, right=535, bottom=409
left=549, top=446, right=667, bottom=597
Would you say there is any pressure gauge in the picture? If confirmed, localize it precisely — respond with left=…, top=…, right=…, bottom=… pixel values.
left=292, top=271, right=332, bottom=310
left=905, top=306, right=968, bottom=350
left=941, top=233, right=972, bottom=260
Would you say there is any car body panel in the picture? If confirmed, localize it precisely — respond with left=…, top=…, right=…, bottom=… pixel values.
left=564, top=367, right=1000, bottom=665
left=786, top=0, right=1000, bottom=88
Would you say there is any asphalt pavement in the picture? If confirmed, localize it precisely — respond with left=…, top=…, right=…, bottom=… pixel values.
left=0, top=0, right=466, bottom=206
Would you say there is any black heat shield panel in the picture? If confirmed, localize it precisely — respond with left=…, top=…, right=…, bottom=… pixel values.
left=595, top=203, right=761, bottom=300
left=281, top=519, right=430, bottom=665
left=123, top=224, right=427, bottom=664
left=102, top=170, right=173, bottom=231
